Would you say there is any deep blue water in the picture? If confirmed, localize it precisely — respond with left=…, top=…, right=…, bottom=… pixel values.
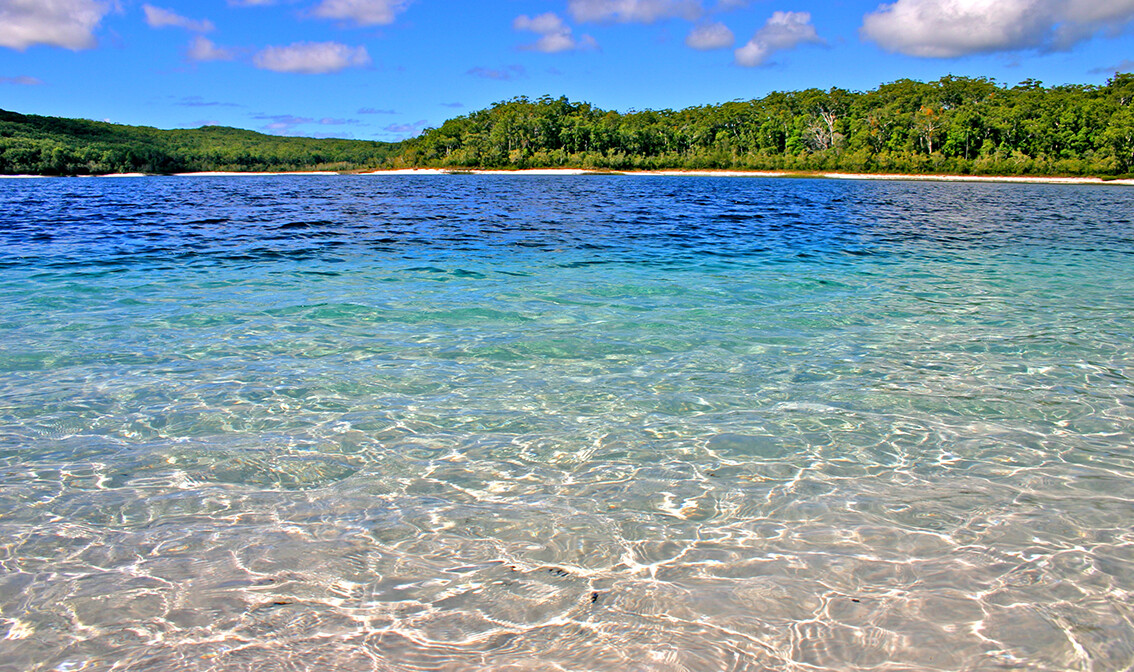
left=0, top=175, right=1132, bottom=672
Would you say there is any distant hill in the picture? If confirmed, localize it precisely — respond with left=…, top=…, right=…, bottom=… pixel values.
left=0, top=109, right=402, bottom=175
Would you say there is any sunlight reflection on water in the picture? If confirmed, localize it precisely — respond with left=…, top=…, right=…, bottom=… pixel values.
left=0, top=175, right=1132, bottom=671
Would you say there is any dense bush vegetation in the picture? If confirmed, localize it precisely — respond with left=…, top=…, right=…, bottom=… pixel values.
left=3, top=74, right=1133, bottom=176
left=406, top=74, right=1134, bottom=176
left=0, top=110, right=400, bottom=175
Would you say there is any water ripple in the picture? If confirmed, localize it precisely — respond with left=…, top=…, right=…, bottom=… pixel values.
left=0, top=176, right=1132, bottom=671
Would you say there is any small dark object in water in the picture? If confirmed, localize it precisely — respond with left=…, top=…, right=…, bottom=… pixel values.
left=851, top=598, right=861, bottom=603
left=590, top=592, right=599, bottom=604
left=273, top=601, right=291, bottom=606
left=548, top=567, right=569, bottom=578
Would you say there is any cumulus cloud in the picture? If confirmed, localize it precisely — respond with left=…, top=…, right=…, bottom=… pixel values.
left=143, top=5, right=214, bottom=32
left=0, top=0, right=111, bottom=50
left=0, top=75, right=44, bottom=84
left=514, top=13, right=598, bottom=53
left=735, top=11, right=823, bottom=66
left=187, top=36, right=235, bottom=61
left=685, top=21, right=734, bottom=49
left=1064, top=0, right=1134, bottom=24
left=861, top=0, right=1134, bottom=58
left=862, top=0, right=1052, bottom=57
left=1052, top=0, right=1134, bottom=48
left=568, top=0, right=702, bottom=23
left=312, top=0, right=409, bottom=26
left=358, top=107, right=396, bottom=114
left=254, top=41, right=371, bottom=73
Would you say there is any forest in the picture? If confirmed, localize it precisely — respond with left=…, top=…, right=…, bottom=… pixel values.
left=0, top=110, right=400, bottom=175
left=405, top=74, right=1134, bottom=176
left=2, top=74, right=1133, bottom=177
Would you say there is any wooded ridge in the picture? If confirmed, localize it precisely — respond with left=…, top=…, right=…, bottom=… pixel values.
left=0, top=110, right=400, bottom=175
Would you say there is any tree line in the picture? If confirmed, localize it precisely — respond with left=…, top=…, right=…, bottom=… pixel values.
left=404, top=74, right=1134, bottom=177
left=2, top=74, right=1133, bottom=176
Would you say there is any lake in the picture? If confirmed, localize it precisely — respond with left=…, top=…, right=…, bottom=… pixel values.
left=0, top=175, right=1132, bottom=671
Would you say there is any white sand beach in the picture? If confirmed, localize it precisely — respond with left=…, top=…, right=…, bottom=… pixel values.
left=357, top=168, right=1134, bottom=185
left=360, top=168, right=590, bottom=176
left=817, top=172, right=1134, bottom=186
left=635, top=170, right=790, bottom=178
left=8, top=169, right=1130, bottom=185
left=172, top=171, right=341, bottom=176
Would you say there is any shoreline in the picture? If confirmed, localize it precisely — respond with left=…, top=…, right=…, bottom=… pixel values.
left=3, top=169, right=1132, bottom=185
left=360, top=168, right=1134, bottom=185
left=172, top=170, right=341, bottom=177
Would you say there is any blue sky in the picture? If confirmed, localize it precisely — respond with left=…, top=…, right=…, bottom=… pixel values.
left=1, top=0, right=1133, bottom=141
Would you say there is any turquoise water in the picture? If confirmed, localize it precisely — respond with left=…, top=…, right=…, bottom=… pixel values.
left=0, top=175, right=1132, bottom=671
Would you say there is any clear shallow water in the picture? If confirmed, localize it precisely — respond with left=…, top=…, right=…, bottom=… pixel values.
left=0, top=175, right=1131, bottom=672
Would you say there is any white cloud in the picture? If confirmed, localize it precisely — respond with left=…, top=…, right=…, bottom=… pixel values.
left=143, top=5, right=214, bottom=32
left=861, top=0, right=1052, bottom=57
left=312, top=0, right=409, bottom=26
left=568, top=0, right=702, bottom=23
left=0, top=0, right=110, bottom=50
left=514, top=13, right=598, bottom=53
left=861, top=0, right=1134, bottom=58
left=1064, top=0, right=1134, bottom=24
left=515, top=12, right=568, bottom=35
left=735, top=11, right=822, bottom=66
left=187, top=36, right=235, bottom=61
left=685, top=21, right=734, bottom=49
left=1054, top=0, right=1134, bottom=48
left=253, top=41, right=371, bottom=73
